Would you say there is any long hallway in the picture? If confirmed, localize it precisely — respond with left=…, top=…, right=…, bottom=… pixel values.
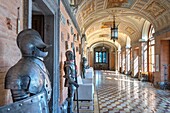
left=95, top=71, right=170, bottom=113
left=0, top=1, right=170, bottom=112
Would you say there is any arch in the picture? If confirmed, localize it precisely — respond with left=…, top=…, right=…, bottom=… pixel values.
left=89, top=41, right=118, bottom=51
left=142, top=20, right=152, bottom=41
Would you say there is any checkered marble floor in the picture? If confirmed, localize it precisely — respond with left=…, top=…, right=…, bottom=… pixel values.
left=95, top=71, right=170, bottom=113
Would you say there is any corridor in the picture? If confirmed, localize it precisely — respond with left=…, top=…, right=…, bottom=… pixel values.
left=0, top=0, right=170, bottom=112
left=95, top=71, right=170, bottom=113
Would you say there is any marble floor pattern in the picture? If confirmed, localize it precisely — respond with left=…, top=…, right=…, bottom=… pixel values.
left=95, top=70, right=170, bottom=113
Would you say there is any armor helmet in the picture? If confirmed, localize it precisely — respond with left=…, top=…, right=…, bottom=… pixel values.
left=17, top=29, right=49, bottom=58
left=65, top=50, right=74, bottom=61
left=82, top=57, right=87, bottom=61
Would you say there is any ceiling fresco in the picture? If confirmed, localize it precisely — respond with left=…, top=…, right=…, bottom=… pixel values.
left=125, top=27, right=135, bottom=35
left=145, top=1, right=166, bottom=18
left=76, top=0, right=170, bottom=49
left=106, top=0, right=136, bottom=8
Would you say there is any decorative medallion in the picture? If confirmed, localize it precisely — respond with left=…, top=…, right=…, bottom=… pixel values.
left=126, top=27, right=135, bottom=35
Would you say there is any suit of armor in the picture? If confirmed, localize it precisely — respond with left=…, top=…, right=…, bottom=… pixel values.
left=82, top=57, right=88, bottom=78
left=64, top=50, right=79, bottom=113
left=1, top=29, right=52, bottom=113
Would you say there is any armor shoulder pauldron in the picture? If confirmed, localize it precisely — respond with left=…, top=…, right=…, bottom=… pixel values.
left=5, top=66, right=30, bottom=90
left=5, top=59, right=44, bottom=94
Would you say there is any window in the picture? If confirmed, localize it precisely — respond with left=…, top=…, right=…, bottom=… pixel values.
left=134, top=56, right=138, bottom=76
left=143, top=44, right=147, bottom=72
left=148, top=25, right=155, bottom=72
left=122, top=53, right=125, bottom=72
left=119, top=52, right=121, bottom=69
left=95, top=51, right=107, bottom=63
left=126, top=49, right=130, bottom=71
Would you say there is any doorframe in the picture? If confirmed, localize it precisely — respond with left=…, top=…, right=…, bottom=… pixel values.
left=24, top=0, right=60, bottom=112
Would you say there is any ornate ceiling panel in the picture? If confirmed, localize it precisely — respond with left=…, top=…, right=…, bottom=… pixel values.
left=105, top=0, right=136, bottom=8
left=76, top=0, right=170, bottom=49
left=145, top=1, right=166, bottom=18
left=125, top=27, right=135, bottom=35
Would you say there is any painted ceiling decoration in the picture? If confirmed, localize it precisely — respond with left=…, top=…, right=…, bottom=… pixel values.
left=145, top=1, right=166, bottom=18
left=125, top=27, right=135, bottom=35
left=106, top=0, right=135, bottom=8
left=75, top=0, right=170, bottom=50
left=99, top=34, right=110, bottom=37
left=106, top=0, right=128, bottom=8
left=101, top=22, right=113, bottom=28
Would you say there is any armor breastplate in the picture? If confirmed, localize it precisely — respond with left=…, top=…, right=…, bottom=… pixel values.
left=64, top=60, right=76, bottom=78
left=5, top=57, right=51, bottom=102
left=64, top=60, right=76, bottom=87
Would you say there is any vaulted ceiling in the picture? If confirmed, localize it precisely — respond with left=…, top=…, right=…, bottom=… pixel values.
left=75, top=0, right=170, bottom=49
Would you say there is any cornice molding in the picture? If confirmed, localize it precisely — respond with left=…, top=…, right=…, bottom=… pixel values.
left=61, top=0, right=81, bottom=35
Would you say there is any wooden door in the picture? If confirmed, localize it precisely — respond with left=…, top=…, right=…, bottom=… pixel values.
left=32, top=15, right=44, bottom=39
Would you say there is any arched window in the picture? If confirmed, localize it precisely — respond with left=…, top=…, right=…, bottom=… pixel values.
left=126, top=36, right=131, bottom=72
left=126, top=49, right=131, bottom=72
left=143, top=43, right=147, bottom=72
left=94, top=47, right=109, bottom=70
left=148, top=25, right=155, bottom=72
left=95, top=51, right=107, bottom=63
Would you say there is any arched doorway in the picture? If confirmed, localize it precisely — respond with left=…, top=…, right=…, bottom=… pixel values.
left=94, top=46, right=109, bottom=70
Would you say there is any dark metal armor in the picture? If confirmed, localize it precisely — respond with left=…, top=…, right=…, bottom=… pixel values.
left=0, top=92, right=49, bottom=113
left=64, top=50, right=78, bottom=113
left=82, top=57, right=87, bottom=78
left=2, top=29, right=52, bottom=113
left=5, top=57, right=51, bottom=102
left=64, top=60, right=76, bottom=87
